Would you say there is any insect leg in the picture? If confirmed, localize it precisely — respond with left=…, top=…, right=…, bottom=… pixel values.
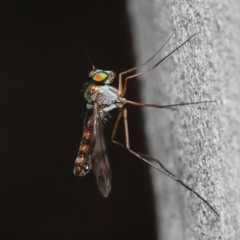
left=124, top=99, right=216, bottom=109
left=118, top=33, right=173, bottom=95
left=112, top=106, right=219, bottom=217
left=111, top=108, right=125, bottom=148
left=119, top=34, right=197, bottom=97
left=132, top=151, right=219, bottom=217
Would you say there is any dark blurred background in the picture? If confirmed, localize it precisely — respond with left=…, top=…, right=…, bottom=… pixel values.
left=1, top=1, right=156, bottom=239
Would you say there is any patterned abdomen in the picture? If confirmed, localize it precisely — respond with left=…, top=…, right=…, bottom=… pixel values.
left=73, top=115, right=95, bottom=176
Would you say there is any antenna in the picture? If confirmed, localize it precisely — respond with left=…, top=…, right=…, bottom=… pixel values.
left=71, top=35, right=95, bottom=70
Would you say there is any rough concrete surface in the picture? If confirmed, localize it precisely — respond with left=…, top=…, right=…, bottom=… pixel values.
left=127, top=0, right=240, bottom=239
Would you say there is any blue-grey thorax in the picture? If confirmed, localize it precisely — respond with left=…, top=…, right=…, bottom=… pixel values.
left=85, top=84, right=123, bottom=113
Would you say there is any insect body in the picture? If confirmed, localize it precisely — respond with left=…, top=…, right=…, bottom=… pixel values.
left=73, top=34, right=219, bottom=216
left=74, top=69, right=124, bottom=197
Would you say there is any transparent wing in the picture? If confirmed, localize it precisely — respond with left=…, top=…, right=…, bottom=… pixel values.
left=91, top=106, right=111, bottom=197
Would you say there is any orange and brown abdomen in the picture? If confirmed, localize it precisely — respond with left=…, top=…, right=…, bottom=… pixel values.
left=73, top=115, right=95, bottom=176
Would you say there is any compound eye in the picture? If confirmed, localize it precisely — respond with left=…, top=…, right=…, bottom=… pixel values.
left=92, top=71, right=109, bottom=82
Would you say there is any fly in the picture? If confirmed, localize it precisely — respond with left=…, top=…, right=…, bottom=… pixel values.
left=73, top=33, right=219, bottom=217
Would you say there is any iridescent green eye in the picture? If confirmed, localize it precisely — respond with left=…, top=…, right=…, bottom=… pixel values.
left=93, top=71, right=108, bottom=82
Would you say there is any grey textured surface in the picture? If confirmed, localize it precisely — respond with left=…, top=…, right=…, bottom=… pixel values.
left=127, top=0, right=240, bottom=239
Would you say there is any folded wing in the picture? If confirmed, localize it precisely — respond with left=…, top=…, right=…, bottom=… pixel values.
left=91, top=106, right=111, bottom=197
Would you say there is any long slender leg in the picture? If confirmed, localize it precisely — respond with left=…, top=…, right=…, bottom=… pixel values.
left=124, top=99, right=216, bottom=109
left=123, top=107, right=130, bottom=148
left=120, top=34, right=197, bottom=97
left=131, top=151, right=219, bottom=217
left=111, top=109, right=125, bottom=148
left=137, top=152, right=177, bottom=176
left=118, top=33, right=174, bottom=95
left=111, top=106, right=219, bottom=217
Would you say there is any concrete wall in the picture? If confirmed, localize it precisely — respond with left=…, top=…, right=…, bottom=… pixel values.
left=127, top=0, right=240, bottom=239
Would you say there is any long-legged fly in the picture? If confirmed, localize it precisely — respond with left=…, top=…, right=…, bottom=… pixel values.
left=73, top=33, right=219, bottom=217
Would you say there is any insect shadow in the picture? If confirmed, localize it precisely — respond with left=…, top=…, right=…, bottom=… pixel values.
left=73, top=33, right=219, bottom=217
